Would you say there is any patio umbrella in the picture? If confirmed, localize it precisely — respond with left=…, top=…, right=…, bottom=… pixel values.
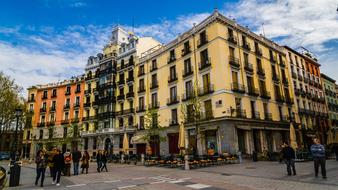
left=178, top=124, right=185, bottom=152
left=123, top=132, right=129, bottom=154
left=289, top=123, right=298, bottom=149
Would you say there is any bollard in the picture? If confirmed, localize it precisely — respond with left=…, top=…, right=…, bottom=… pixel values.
left=184, top=155, right=190, bottom=170
left=141, top=154, right=145, bottom=165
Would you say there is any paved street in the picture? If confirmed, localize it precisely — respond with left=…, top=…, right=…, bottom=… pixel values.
left=1, top=160, right=338, bottom=190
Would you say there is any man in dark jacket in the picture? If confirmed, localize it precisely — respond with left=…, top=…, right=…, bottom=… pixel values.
left=310, top=138, right=326, bottom=178
left=72, top=148, right=81, bottom=175
left=52, top=149, right=65, bottom=186
left=281, top=142, right=296, bottom=176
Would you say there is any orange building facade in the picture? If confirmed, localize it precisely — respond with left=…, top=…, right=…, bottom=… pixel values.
left=22, top=76, right=85, bottom=158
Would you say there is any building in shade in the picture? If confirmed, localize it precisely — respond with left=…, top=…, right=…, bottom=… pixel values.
left=284, top=46, right=328, bottom=148
left=321, top=73, right=338, bottom=144
left=23, top=76, right=85, bottom=158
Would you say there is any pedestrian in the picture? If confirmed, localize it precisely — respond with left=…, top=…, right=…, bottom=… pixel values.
left=81, top=150, right=90, bottom=174
left=100, top=150, right=108, bottom=172
left=35, top=150, right=47, bottom=187
left=96, top=150, right=102, bottom=173
left=72, top=148, right=81, bottom=175
left=47, top=148, right=56, bottom=178
left=332, top=144, right=338, bottom=161
left=310, top=138, right=327, bottom=179
left=281, top=142, right=296, bottom=176
left=52, top=149, right=64, bottom=186
left=63, top=149, right=72, bottom=176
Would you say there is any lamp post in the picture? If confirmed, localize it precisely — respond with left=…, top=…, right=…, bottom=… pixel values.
left=9, top=108, right=22, bottom=187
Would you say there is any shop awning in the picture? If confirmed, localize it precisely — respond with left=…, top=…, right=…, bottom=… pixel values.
left=131, top=135, right=147, bottom=144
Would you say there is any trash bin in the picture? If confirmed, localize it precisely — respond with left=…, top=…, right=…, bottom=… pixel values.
left=9, top=162, right=21, bottom=187
left=252, top=151, right=258, bottom=162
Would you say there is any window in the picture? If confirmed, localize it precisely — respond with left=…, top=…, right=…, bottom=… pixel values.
left=119, top=118, right=123, bottom=128
left=39, top=130, right=43, bottom=139
left=151, top=59, right=157, bottom=70
left=202, top=73, right=211, bottom=91
left=169, top=66, right=176, bottom=80
left=204, top=100, right=213, bottom=119
left=139, top=65, right=144, bottom=75
left=52, top=89, right=57, bottom=97
left=50, top=114, right=55, bottom=122
left=278, top=106, right=283, bottom=120
left=66, top=86, right=71, bottom=93
left=151, top=74, right=157, bottom=87
left=128, top=116, right=133, bottom=126
left=185, top=80, right=193, bottom=98
left=139, top=116, right=144, bottom=129
left=138, top=97, right=144, bottom=110
left=170, top=86, right=177, bottom=101
left=151, top=93, right=158, bottom=108
left=75, top=110, right=79, bottom=118
left=184, top=58, right=192, bottom=74
left=43, top=91, right=47, bottom=98
left=76, top=96, right=80, bottom=105
left=52, top=101, right=56, bottom=109
left=183, top=41, right=190, bottom=54
left=29, top=104, right=34, bottom=112
left=139, top=79, right=144, bottom=91
left=200, top=49, right=209, bottom=65
left=76, top=84, right=81, bottom=92
left=169, top=49, right=176, bottom=61
left=171, top=109, right=178, bottom=124
left=250, top=101, right=256, bottom=118
left=30, top=94, right=35, bottom=101
left=63, top=127, right=67, bottom=138
left=65, top=112, right=69, bottom=120
left=42, top=102, right=46, bottom=109
left=66, top=98, right=70, bottom=106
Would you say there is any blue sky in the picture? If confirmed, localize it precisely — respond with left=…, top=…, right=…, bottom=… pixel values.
left=0, top=0, right=338, bottom=94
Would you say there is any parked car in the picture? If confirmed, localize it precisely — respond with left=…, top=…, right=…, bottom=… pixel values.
left=0, top=152, right=10, bottom=161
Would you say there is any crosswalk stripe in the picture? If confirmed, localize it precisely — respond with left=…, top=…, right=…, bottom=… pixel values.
left=118, top=185, right=137, bottom=189
left=186, top=184, right=211, bottom=189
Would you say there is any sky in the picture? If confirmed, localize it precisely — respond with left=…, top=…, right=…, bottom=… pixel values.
left=1, top=0, right=338, bottom=96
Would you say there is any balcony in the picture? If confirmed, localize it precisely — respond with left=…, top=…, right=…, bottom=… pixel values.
left=138, top=87, right=145, bottom=93
left=73, top=103, right=80, bottom=109
left=40, top=107, right=47, bottom=113
left=285, top=95, right=294, bottom=105
left=84, top=89, right=91, bottom=95
left=252, top=112, right=261, bottom=120
left=37, top=122, right=46, bottom=128
left=150, top=81, right=159, bottom=90
left=272, top=74, right=279, bottom=82
left=198, top=57, right=211, bottom=71
left=295, top=88, right=301, bottom=96
left=257, top=67, right=265, bottom=76
left=198, top=85, right=214, bottom=96
left=244, top=62, right=254, bottom=72
left=28, top=97, right=35, bottom=102
left=71, top=118, right=80, bottom=123
left=167, top=96, right=180, bottom=106
left=167, top=56, right=176, bottom=64
left=182, top=69, right=193, bottom=78
left=149, top=102, right=160, bottom=109
left=227, top=36, right=237, bottom=44
left=264, top=113, right=273, bottom=121
left=280, top=116, right=289, bottom=122
left=117, top=94, right=125, bottom=101
left=292, top=72, right=297, bottom=79
left=232, top=109, right=247, bottom=118
left=46, top=121, right=55, bottom=126
left=118, top=80, right=125, bottom=86
left=126, top=92, right=134, bottom=99
left=270, top=56, right=277, bottom=63
left=61, top=119, right=70, bottom=124
left=41, top=95, right=48, bottom=100
left=98, top=111, right=115, bottom=119
left=197, top=36, right=208, bottom=48
left=169, top=119, right=179, bottom=126
left=275, top=94, right=285, bottom=103
left=63, top=104, right=70, bottom=110
left=92, top=101, right=99, bottom=107
left=127, top=76, right=134, bottom=83
left=255, top=48, right=262, bottom=57
left=150, top=65, right=157, bottom=72
left=138, top=70, right=145, bottom=77
left=200, top=111, right=214, bottom=121
left=99, top=96, right=115, bottom=104
left=49, top=106, right=56, bottom=112
left=65, top=91, right=71, bottom=95
left=282, top=78, right=289, bottom=85
left=51, top=93, right=57, bottom=98
left=84, top=102, right=91, bottom=108
left=75, top=88, right=81, bottom=94
left=301, top=90, right=306, bottom=98
left=229, top=56, right=240, bottom=68
left=231, top=82, right=245, bottom=93
left=181, top=47, right=191, bottom=57
left=136, top=105, right=146, bottom=113
left=280, top=61, right=286, bottom=67
left=168, top=75, right=178, bottom=83
left=247, top=87, right=259, bottom=96
left=182, top=91, right=194, bottom=101
left=260, top=90, right=271, bottom=99
left=242, top=42, right=251, bottom=51
left=298, top=75, right=303, bottom=81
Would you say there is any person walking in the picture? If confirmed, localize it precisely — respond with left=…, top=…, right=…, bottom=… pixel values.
left=81, top=150, right=90, bottom=174
left=63, top=149, right=72, bottom=176
left=47, top=148, right=56, bottom=178
left=35, top=150, right=47, bottom=187
left=310, top=138, right=327, bottom=179
left=281, top=142, right=296, bottom=176
left=72, top=148, right=81, bottom=175
left=96, top=150, right=102, bottom=173
left=52, top=149, right=64, bottom=186
left=100, top=150, right=108, bottom=172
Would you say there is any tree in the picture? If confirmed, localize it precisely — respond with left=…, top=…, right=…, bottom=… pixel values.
left=0, top=72, right=24, bottom=149
left=142, top=109, right=166, bottom=156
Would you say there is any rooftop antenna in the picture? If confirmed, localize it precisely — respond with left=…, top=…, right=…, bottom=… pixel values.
left=261, top=23, right=266, bottom=37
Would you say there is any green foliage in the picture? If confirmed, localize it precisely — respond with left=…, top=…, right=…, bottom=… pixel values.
left=142, top=109, right=166, bottom=143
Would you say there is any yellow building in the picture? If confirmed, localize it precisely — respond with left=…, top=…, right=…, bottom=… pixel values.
left=132, top=10, right=295, bottom=156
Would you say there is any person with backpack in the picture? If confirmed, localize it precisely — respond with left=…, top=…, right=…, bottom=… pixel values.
left=81, top=150, right=90, bottom=174
left=35, top=150, right=47, bottom=187
left=63, top=149, right=72, bottom=176
left=72, top=148, right=81, bottom=175
left=52, top=149, right=64, bottom=186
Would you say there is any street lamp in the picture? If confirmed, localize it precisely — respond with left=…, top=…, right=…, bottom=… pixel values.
left=9, top=108, right=22, bottom=187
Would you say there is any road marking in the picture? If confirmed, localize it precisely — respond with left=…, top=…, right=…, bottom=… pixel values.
left=66, top=184, right=86, bottom=188
left=179, top=177, right=192, bottom=180
left=169, top=180, right=184, bottom=183
left=132, top=177, right=146, bottom=180
left=118, top=185, right=137, bottom=189
left=186, top=184, right=211, bottom=189
left=104, top=180, right=121, bottom=183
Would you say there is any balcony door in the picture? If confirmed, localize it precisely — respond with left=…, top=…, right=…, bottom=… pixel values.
left=202, top=74, right=210, bottom=92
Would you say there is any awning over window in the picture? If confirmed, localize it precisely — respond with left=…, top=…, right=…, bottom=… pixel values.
left=131, top=135, right=147, bottom=144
